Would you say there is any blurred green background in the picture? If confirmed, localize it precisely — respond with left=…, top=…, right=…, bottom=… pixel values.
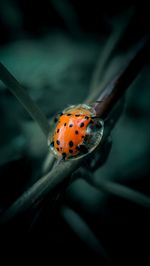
left=0, top=1, right=150, bottom=265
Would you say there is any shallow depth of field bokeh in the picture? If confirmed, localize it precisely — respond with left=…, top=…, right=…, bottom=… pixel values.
left=0, top=1, right=150, bottom=265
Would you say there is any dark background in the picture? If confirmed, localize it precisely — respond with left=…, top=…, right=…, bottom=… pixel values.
left=0, top=1, right=150, bottom=265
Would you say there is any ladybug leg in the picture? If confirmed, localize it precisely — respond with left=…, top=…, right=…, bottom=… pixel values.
left=76, top=144, right=89, bottom=154
left=71, top=136, right=112, bottom=183
left=84, top=136, right=112, bottom=171
left=88, top=100, right=104, bottom=108
left=54, top=112, right=63, bottom=123
left=54, top=116, right=59, bottom=123
left=71, top=137, right=112, bottom=182
left=62, top=152, right=67, bottom=160
left=49, top=141, right=54, bottom=148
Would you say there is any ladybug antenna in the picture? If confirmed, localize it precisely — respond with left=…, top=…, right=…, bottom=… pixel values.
left=91, top=115, right=100, bottom=119
left=95, top=100, right=104, bottom=103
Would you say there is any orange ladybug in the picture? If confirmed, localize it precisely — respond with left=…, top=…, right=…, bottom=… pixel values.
left=48, top=104, right=104, bottom=160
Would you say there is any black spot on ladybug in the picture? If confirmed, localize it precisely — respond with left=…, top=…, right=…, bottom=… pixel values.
left=69, top=124, right=73, bottom=127
left=57, top=148, right=59, bottom=151
left=69, top=141, right=74, bottom=147
left=85, top=116, right=89, bottom=119
left=81, top=135, right=84, bottom=139
left=80, top=122, right=84, bottom=127
left=75, top=114, right=80, bottom=117
left=56, top=140, right=60, bottom=145
left=64, top=123, right=67, bottom=126
left=67, top=113, right=71, bottom=116
left=62, top=152, right=66, bottom=159
left=50, top=141, right=54, bottom=147
left=75, top=130, right=79, bottom=134
left=57, top=129, right=60, bottom=133
left=69, top=149, right=73, bottom=153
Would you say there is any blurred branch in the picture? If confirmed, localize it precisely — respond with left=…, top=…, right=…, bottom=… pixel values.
left=87, top=8, right=134, bottom=101
left=62, top=206, right=111, bottom=263
left=0, top=33, right=149, bottom=224
left=51, top=0, right=80, bottom=35
left=93, top=33, right=150, bottom=118
left=0, top=159, right=81, bottom=223
left=86, top=176, right=150, bottom=210
left=98, top=180, right=150, bottom=209
left=0, top=63, right=50, bottom=137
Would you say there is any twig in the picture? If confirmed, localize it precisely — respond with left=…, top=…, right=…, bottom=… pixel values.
left=0, top=63, right=50, bottom=137
left=86, top=177, right=150, bottom=210
left=98, top=180, right=150, bottom=209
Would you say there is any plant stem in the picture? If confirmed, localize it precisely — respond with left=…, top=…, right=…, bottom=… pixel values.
left=93, top=34, right=150, bottom=118
left=0, top=159, right=81, bottom=224
left=89, top=179, right=150, bottom=210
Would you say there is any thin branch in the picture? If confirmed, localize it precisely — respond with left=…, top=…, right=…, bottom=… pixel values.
left=93, top=33, right=150, bottom=118
left=87, top=177, right=150, bottom=210
left=100, top=180, right=150, bottom=209
left=0, top=159, right=81, bottom=223
left=0, top=63, right=50, bottom=137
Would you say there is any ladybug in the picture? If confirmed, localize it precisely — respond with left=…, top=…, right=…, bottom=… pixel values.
left=48, top=104, right=104, bottom=160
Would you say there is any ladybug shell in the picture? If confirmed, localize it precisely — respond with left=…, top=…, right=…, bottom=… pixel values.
left=49, top=104, right=104, bottom=160
left=53, top=106, right=93, bottom=159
